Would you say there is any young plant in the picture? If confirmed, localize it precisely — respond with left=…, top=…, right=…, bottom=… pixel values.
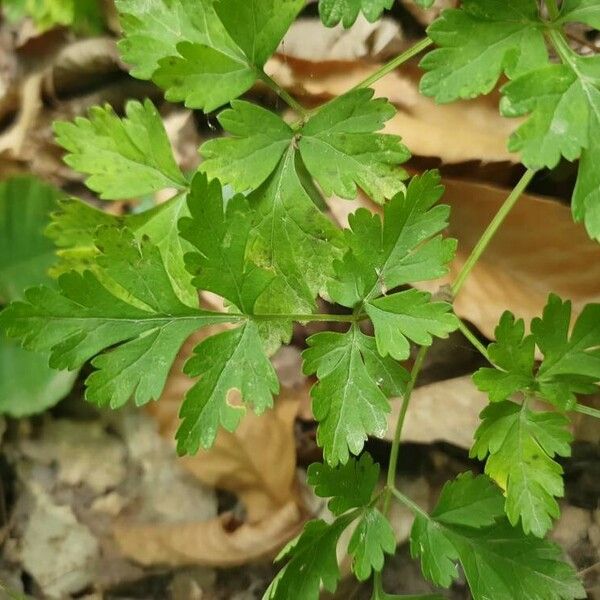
left=1, top=0, right=599, bottom=597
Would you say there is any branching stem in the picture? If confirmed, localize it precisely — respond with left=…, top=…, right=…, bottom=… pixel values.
left=382, top=345, right=429, bottom=514
left=258, top=70, right=309, bottom=118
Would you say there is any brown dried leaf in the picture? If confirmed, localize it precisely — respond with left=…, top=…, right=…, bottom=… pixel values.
left=419, top=178, right=600, bottom=339
left=114, top=501, right=302, bottom=568
left=385, top=375, right=487, bottom=449
left=278, top=15, right=403, bottom=62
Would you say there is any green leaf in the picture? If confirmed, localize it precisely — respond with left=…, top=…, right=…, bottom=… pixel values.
left=500, top=55, right=600, bottom=240
left=199, top=100, right=293, bottom=193
left=473, top=312, right=535, bottom=403
left=349, top=507, right=396, bottom=581
left=0, top=227, right=234, bottom=409
left=298, top=89, right=409, bottom=203
left=0, top=178, right=64, bottom=303
left=410, top=473, right=585, bottom=599
left=116, top=0, right=240, bottom=79
left=501, top=64, right=589, bottom=169
left=127, top=193, right=197, bottom=306
left=46, top=197, right=118, bottom=277
left=318, top=0, right=394, bottom=28
left=214, top=0, right=304, bottom=67
left=153, top=41, right=259, bottom=112
left=122, top=0, right=302, bottom=111
left=0, top=333, right=77, bottom=418
left=471, top=401, right=572, bottom=537
left=54, top=99, right=187, bottom=200
left=180, top=174, right=275, bottom=314
left=303, top=327, right=408, bottom=465
left=558, top=0, right=600, bottom=29
left=264, top=515, right=355, bottom=600
left=474, top=295, right=600, bottom=410
left=420, top=0, right=548, bottom=103
left=329, top=171, right=455, bottom=308
left=47, top=193, right=197, bottom=306
left=0, top=177, right=77, bottom=417
left=177, top=320, right=279, bottom=454
left=532, top=294, right=600, bottom=409
left=366, top=289, right=458, bottom=361
left=573, top=111, right=600, bottom=241
left=9, top=0, right=104, bottom=34
left=248, top=147, right=344, bottom=335
left=200, top=89, right=408, bottom=203
left=307, top=453, right=379, bottom=515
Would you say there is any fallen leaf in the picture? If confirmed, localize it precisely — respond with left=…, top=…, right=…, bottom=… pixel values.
left=0, top=72, right=43, bottom=158
left=420, top=178, right=600, bottom=340
left=385, top=375, right=488, bottom=449
left=278, top=15, right=403, bottom=62
left=114, top=500, right=302, bottom=568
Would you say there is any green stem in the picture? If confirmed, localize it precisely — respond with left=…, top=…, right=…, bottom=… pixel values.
left=452, top=168, right=536, bottom=296
left=574, top=403, right=600, bottom=419
left=546, top=0, right=560, bottom=20
left=354, top=37, right=433, bottom=91
left=382, top=345, right=429, bottom=514
left=251, top=312, right=367, bottom=323
left=258, top=70, right=308, bottom=117
left=389, top=487, right=430, bottom=520
left=456, top=319, right=490, bottom=361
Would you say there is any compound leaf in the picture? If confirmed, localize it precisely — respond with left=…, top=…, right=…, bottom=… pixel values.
left=366, top=289, right=458, bottom=361
left=471, top=401, right=572, bottom=537
left=123, top=0, right=302, bottom=111
left=177, top=320, right=279, bottom=454
left=410, top=473, right=585, bottom=599
left=307, top=452, right=379, bottom=515
left=116, top=0, right=240, bottom=79
left=349, top=507, right=396, bottom=581
left=0, top=177, right=78, bottom=417
left=501, top=64, right=589, bottom=169
left=54, top=99, right=187, bottom=200
left=420, top=0, right=548, bottom=103
left=501, top=55, right=600, bottom=240
left=303, top=327, right=408, bottom=465
left=298, top=89, right=409, bottom=203
left=330, top=171, right=455, bottom=308
left=199, top=101, right=293, bottom=193
left=533, top=294, right=600, bottom=408
left=476, top=295, right=600, bottom=410
left=248, top=147, right=344, bottom=334
left=0, top=227, right=233, bottom=409
left=48, top=193, right=197, bottom=306
left=473, top=312, right=536, bottom=403
left=179, top=174, right=275, bottom=314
